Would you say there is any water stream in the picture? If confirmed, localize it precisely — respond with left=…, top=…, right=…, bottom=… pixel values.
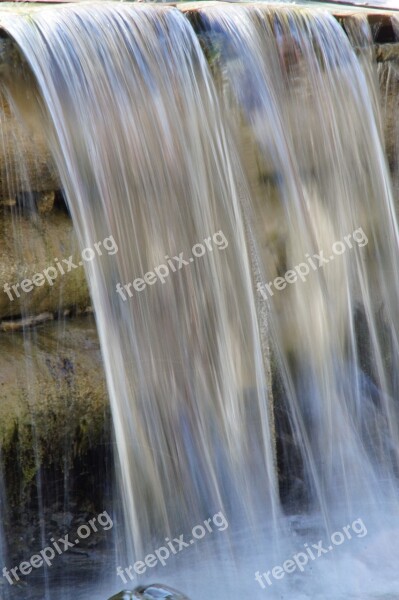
left=0, top=2, right=398, bottom=599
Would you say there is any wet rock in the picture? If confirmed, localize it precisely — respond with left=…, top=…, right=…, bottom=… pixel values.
left=375, top=42, right=399, bottom=63
left=135, top=585, right=189, bottom=599
left=0, top=211, right=89, bottom=318
left=50, top=510, right=74, bottom=528
left=0, top=311, right=54, bottom=331
left=109, top=585, right=189, bottom=599
left=378, top=57, right=399, bottom=179
left=15, top=190, right=56, bottom=214
left=0, top=35, right=59, bottom=198
left=0, top=196, right=16, bottom=207
left=0, top=91, right=59, bottom=199
left=0, top=315, right=109, bottom=511
left=36, top=190, right=56, bottom=214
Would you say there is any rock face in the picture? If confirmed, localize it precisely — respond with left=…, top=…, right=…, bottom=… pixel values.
left=0, top=98, right=59, bottom=199
left=0, top=316, right=109, bottom=511
left=0, top=209, right=90, bottom=319
left=0, top=30, right=110, bottom=584
left=377, top=49, right=399, bottom=187
left=0, top=314, right=112, bottom=600
left=0, top=35, right=91, bottom=319
left=0, top=36, right=59, bottom=199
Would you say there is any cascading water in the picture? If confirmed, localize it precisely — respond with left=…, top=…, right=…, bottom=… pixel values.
left=196, top=2, right=399, bottom=513
left=0, top=2, right=399, bottom=599
left=1, top=3, right=280, bottom=595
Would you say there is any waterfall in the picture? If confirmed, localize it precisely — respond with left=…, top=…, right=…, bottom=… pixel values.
left=1, top=0, right=279, bottom=561
left=0, top=2, right=399, bottom=598
left=196, top=3, right=399, bottom=516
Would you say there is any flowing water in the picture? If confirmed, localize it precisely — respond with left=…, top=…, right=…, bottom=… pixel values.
left=198, top=1, right=399, bottom=511
left=1, top=2, right=399, bottom=599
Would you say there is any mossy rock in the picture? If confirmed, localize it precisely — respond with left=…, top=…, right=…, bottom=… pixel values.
left=0, top=315, right=109, bottom=510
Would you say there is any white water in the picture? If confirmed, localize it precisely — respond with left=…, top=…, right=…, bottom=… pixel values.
left=1, top=2, right=399, bottom=599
